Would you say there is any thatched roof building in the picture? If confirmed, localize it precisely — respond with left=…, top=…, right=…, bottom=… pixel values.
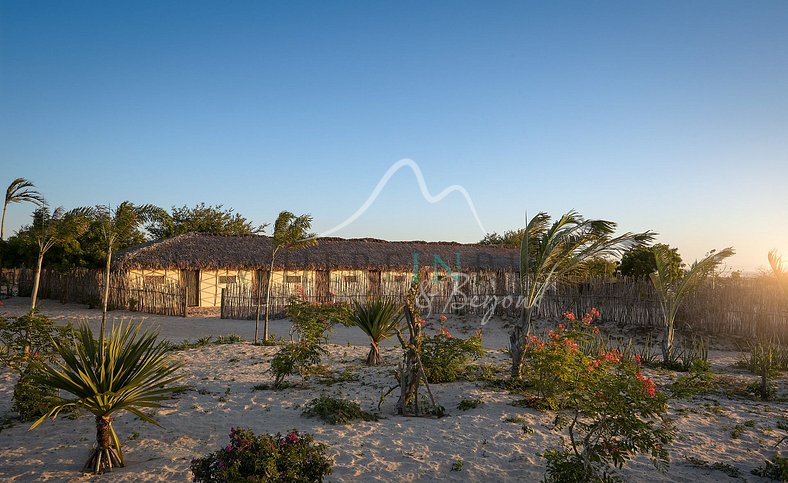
left=113, top=233, right=519, bottom=272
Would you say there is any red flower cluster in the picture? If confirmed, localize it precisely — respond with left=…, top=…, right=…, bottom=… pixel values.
left=563, top=311, right=576, bottom=321
left=439, top=313, right=448, bottom=322
left=582, top=307, right=601, bottom=324
left=283, top=431, right=301, bottom=445
left=437, top=327, right=452, bottom=338
left=599, top=349, right=622, bottom=363
left=636, top=373, right=656, bottom=398
left=524, top=335, right=546, bottom=351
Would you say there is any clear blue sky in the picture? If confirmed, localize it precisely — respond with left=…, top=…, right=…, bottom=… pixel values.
left=1, top=1, right=787, bottom=272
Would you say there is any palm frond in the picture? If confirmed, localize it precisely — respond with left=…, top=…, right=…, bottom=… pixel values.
left=6, top=177, right=45, bottom=206
left=30, top=321, right=184, bottom=429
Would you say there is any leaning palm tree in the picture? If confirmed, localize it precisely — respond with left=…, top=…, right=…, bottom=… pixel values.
left=29, top=206, right=92, bottom=310
left=511, top=211, right=653, bottom=378
left=350, top=297, right=404, bottom=365
left=95, top=202, right=158, bottom=345
left=255, top=211, right=317, bottom=344
left=2, top=177, right=45, bottom=240
left=30, top=321, right=183, bottom=474
left=651, top=247, right=734, bottom=364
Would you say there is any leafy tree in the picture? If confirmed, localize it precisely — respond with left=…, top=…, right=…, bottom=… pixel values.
left=30, top=322, right=184, bottom=474
left=619, top=244, right=683, bottom=281
left=651, top=247, right=734, bottom=363
left=146, top=203, right=265, bottom=240
left=2, top=178, right=45, bottom=240
left=95, top=202, right=158, bottom=344
left=511, top=211, right=653, bottom=379
left=349, top=297, right=403, bottom=365
left=28, top=206, right=91, bottom=310
left=257, top=211, right=316, bottom=343
left=582, top=256, right=618, bottom=279
left=478, top=229, right=525, bottom=248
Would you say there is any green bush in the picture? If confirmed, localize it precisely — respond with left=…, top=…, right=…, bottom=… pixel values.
left=457, top=398, right=482, bottom=411
left=271, top=341, right=326, bottom=389
left=420, top=330, right=484, bottom=383
left=527, top=311, right=673, bottom=481
left=286, top=296, right=352, bottom=343
left=13, top=364, right=57, bottom=421
left=669, top=369, right=718, bottom=399
left=752, top=456, right=788, bottom=481
left=191, top=427, right=333, bottom=482
left=0, top=312, right=73, bottom=422
left=301, top=394, right=377, bottom=425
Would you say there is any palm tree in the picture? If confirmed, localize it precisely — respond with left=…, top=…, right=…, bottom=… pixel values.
left=768, top=250, right=788, bottom=293
left=651, top=247, right=734, bottom=363
left=256, top=211, right=317, bottom=344
left=511, top=211, right=653, bottom=378
left=350, top=297, right=404, bottom=365
left=2, top=178, right=45, bottom=240
left=95, top=202, right=158, bottom=345
left=30, top=321, right=183, bottom=474
left=29, top=206, right=91, bottom=310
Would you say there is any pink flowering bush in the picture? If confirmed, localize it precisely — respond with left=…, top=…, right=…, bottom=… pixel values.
left=521, top=309, right=673, bottom=481
left=191, top=427, right=333, bottom=482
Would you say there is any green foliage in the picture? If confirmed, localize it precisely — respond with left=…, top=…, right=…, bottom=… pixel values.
left=191, top=427, right=333, bottom=483
left=685, top=456, right=742, bottom=478
left=457, top=398, right=483, bottom=411
left=13, top=364, right=57, bottom=421
left=451, top=459, right=464, bottom=471
left=349, top=297, right=403, bottom=365
left=271, top=341, right=326, bottom=389
left=752, top=456, right=788, bottom=481
left=164, top=334, right=244, bottom=351
left=736, top=336, right=785, bottom=400
left=286, top=296, right=352, bottom=344
left=669, top=369, right=717, bottom=399
left=301, top=394, right=377, bottom=425
left=420, top=330, right=484, bottom=383
left=0, top=312, right=73, bottom=421
left=30, top=321, right=184, bottom=473
left=478, top=229, right=524, bottom=247
left=651, top=247, right=734, bottom=363
left=618, top=244, right=683, bottom=281
left=2, top=177, right=45, bottom=240
left=526, top=313, right=673, bottom=481
left=0, top=312, right=72, bottom=372
left=147, top=203, right=265, bottom=240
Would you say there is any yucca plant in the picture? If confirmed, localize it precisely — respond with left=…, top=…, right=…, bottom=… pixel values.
left=30, top=321, right=184, bottom=474
left=351, top=297, right=403, bottom=365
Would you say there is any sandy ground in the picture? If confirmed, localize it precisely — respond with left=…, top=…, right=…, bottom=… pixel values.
left=0, top=297, right=785, bottom=482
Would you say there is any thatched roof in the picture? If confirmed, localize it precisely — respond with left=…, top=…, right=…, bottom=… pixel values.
left=112, top=233, right=519, bottom=272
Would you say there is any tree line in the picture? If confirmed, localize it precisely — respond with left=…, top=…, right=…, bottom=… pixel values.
left=1, top=178, right=266, bottom=270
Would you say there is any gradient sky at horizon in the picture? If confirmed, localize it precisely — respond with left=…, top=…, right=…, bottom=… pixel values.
left=1, top=1, right=787, bottom=272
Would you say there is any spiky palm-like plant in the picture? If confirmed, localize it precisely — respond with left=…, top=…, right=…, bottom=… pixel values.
left=768, top=250, right=788, bottom=293
left=2, top=177, right=45, bottom=240
left=256, top=211, right=317, bottom=344
left=651, top=247, right=734, bottom=363
left=30, top=322, right=184, bottom=474
left=512, top=211, right=653, bottom=378
left=351, top=297, right=404, bottom=365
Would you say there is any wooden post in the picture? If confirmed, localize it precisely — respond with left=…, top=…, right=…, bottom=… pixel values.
left=220, top=288, right=226, bottom=319
left=182, top=286, right=187, bottom=317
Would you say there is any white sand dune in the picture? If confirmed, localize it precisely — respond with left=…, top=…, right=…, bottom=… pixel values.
left=0, top=297, right=785, bottom=482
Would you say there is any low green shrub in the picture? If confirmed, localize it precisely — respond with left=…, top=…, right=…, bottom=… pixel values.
left=13, top=364, right=57, bottom=421
left=457, top=398, right=483, bottom=411
left=271, top=341, right=326, bottom=389
left=420, top=330, right=483, bottom=383
left=191, top=427, right=333, bottom=482
left=669, top=369, right=718, bottom=399
left=751, top=456, right=788, bottom=481
left=286, top=296, right=352, bottom=343
left=301, top=394, right=377, bottom=425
